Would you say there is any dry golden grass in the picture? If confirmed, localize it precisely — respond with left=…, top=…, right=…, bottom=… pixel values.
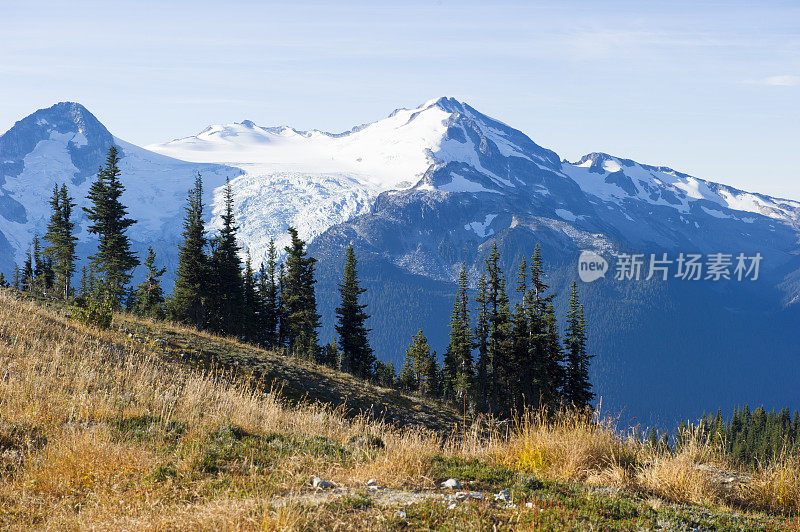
left=506, top=409, right=639, bottom=482
left=636, top=428, right=724, bottom=505
left=747, top=452, right=800, bottom=515
left=1, top=289, right=799, bottom=530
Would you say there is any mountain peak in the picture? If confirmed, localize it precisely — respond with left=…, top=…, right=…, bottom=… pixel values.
left=424, top=96, right=468, bottom=113
left=11, top=101, right=104, bottom=135
left=0, top=101, right=114, bottom=186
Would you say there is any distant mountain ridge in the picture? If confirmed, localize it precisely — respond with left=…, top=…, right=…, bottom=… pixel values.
left=1, top=98, right=799, bottom=428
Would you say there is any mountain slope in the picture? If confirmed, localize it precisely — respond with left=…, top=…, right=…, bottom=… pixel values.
left=3, top=289, right=798, bottom=530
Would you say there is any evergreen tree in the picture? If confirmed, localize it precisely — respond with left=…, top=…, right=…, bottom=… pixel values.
left=0, top=272, right=7, bottom=288
left=259, top=239, right=280, bottom=347
left=84, top=146, right=139, bottom=307
left=563, top=282, right=593, bottom=408
left=523, top=244, right=556, bottom=410
left=318, top=342, right=340, bottom=369
left=474, top=271, right=489, bottom=411
left=374, top=360, right=395, bottom=387
left=32, top=234, right=42, bottom=280
left=445, top=265, right=474, bottom=402
left=134, top=247, right=166, bottom=318
left=12, top=264, right=20, bottom=289
left=42, top=256, right=55, bottom=292
left=397, top=358, right=417, bottom=392
left=282, top=227, right=321, bottom=358
left=509, top=255, right=533, bottom=409
left=30, top=234, right=46, bottom=293
left=399, top=330, right=432, bottom=394
left=277, top=263, right=288, bottom=349
left=242, top=250, right=259, bottom=342
left=170, top=173, right=209, bottom=328
left=21, top=249, right=33, bottom=291
left=647, top=427, right=658, bottom=448
left=484, top=243, right=515, bottom=416
left=78, top=266, right=88, bottom=299
left=43, top=184, right=77, bottom=299
left=492, top=278, right=516, bottom=416
left=541, top=302, right=565, bottom=408
left=423, top=350, right=441, bottom=398
left=336, top=245, right=374, bottom=379
left=207, top=179, right=244, bottom=336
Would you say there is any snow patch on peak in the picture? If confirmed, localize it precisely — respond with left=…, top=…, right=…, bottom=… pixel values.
left=603, top=159, right=622, bottom=173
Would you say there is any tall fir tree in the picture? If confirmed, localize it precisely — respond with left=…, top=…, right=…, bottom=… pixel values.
left=31, top=234, right=46, bottom=293
left=242, top=250, right=259, bottom=342
left=277, top=263, right=288, bottom=349
left=474, top=271, right=490, bottom=410
left=445, top=265, right=474, bottom=402
left=524, top=244, right=556, bottom=409
left=134, top=247, right=167, bottom=318
left=170, top=173, right=209, bottom=328
left=563, top=281, right=594, bottom=408
left=423, top=349, right=441, bottom=398
left=207, top=179, right=244, bottom=336
left=0, top=272, right=7, bottom=288
left=12, top=264, right=21, bottom=289
left=84, top=146, right=139, bottom=307
left=259, top=239, right=280, bottom=347
left=21, top=249, right=33, bottom=291
left=483, top=243, right=515, bottom=415
left=283, top=227, right=321, bottom=358
left=335, top=245, right=374, bottom=379
left=541, top=302, right=565, bottom=409
left=510, top=256, right=534, bottom=409
left=43, top=184, right=78, bottom=299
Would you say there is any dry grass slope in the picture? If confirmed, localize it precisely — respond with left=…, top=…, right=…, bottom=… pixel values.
left=0, top=289, right=799, bottom=530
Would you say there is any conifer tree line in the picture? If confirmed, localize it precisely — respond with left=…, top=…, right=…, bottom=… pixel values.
left=7, top=145, right=594, bottom=418
left=685, top=407, right=800, bottom=468
left=398, top=242, right=594, bottom=416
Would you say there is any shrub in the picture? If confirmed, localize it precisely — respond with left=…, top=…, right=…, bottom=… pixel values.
left=72, top=296, right=113, bottom=329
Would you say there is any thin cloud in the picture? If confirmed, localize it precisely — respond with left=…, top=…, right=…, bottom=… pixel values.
left=756, top=75, right=800, bottom=86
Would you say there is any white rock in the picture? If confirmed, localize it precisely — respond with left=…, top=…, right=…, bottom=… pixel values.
left=455, top=491, right=469, bottom=500
left=366, top=478, right=378, bottom=486
left=397, top=510, right=407, bottom=519
left=469, top=492, right=484, bottom=500
left=526, top=502, right=534, bottom=508
left=311, top=476, right=334, bottom=489
left=441, top=478, right=461, bottom=490
left=494, top=489, right=511, bottom=502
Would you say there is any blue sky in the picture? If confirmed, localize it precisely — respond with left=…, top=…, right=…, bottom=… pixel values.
left=1, top=0, right=798, bottom=198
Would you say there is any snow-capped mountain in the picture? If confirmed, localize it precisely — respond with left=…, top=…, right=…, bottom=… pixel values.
left=146, top=96, right=567, bottom=262
left=2, top=98, right=799, bottom=428
left=0, top=102, right=239, bottom=275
